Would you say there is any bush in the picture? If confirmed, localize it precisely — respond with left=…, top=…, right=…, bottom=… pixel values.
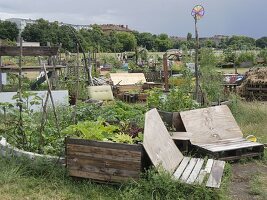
left=236, top=52, right=256, bottom=66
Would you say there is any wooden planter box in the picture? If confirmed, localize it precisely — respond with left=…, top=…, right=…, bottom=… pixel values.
left=65, top=137, right=149, bottom=183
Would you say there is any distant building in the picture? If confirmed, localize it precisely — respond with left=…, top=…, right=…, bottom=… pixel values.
left=199, top=35, right=229, bottom=46
left=6, top=18, right=36, bottom=34
left=98, top=24, right=132, bottom=34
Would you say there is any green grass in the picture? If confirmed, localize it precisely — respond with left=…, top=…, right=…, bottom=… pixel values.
left=1, top=99, right=266, bottom=200
left=0, top=157, right=231, bottom=200
left=230, top=99, right=267, bottom=143
left=249, top=173, right=262, bottom=195
left=216, top=67, right=250, bottom=74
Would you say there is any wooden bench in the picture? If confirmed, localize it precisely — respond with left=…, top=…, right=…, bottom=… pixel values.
left=144, top=109, right=225, bottom=188
left=178, top=105, right=264, bottom=160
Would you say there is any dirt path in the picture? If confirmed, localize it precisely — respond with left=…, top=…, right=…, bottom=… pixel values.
left=230, top=162, right=267, bottom=200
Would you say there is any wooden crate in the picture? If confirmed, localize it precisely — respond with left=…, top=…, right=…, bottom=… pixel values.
left=65, top=137, right=148, bottom=183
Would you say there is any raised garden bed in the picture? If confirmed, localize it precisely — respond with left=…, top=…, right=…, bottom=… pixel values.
left=65, top=137, right=149, bottom=183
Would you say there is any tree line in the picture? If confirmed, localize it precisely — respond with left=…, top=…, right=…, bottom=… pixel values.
left=1, top=18, right=267, bottom=52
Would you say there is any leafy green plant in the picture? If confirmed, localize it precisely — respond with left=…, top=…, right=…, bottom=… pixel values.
left=147, top=84, right=197, bottom=112
left=62, top=118, right=119, bottom=141
left=236, top=52, right=256, bottom=66
left=112, top=133, right=134, bottom=144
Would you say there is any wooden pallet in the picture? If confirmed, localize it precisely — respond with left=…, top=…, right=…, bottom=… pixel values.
left=194, top=138, right=264, bottom=161
left=173, top=157, right=225, bottom=188
left=144, top=109, right=225, bottom=188
left=179, top=105, right=264, bottom=160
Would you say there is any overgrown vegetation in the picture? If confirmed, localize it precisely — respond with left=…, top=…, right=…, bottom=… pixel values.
left=0, top=157, right=232, bottom=200
left=0, top=100, right=146, bottom=155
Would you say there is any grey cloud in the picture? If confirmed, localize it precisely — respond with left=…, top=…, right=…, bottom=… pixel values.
left=0, top=0, right=266, bottom=38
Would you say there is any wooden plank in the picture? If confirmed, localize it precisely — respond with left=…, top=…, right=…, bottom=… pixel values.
left=173, top=157, right=191, bottom=179
left=66, top=137, right=142, bottom=152
left=170, top=132, right=192, bottom=141
left=195, top=170, right=207, bottom=184
left=207, top=142, right=263, bottom=152
left=204, top=159, right=214, bottom=173
left=199, top=139, right=253, bottom=148
left=220, top=152, right=264, bottom=161
left=0, top=46, right=59, bottom=56
left=67, top=155, right=141, bottom=171
left=180, top=105, right=243, bottom=145
left=0, top=65, right=65, bottom=72
left=69, top=170, right=137, bottom=183
left=180, top=158, right=198, bottom=182
left=110, top=73, right=146, bottom=85
left=187, top=158, right=205, bottom=184
left=143, top=109, right=184, bottom=174
left=68, top=163, right=140, bottom=178
left=206, top=160, right=225, bottom=188
left=66, top=144, right=141, bottom=162
left=198, top=138, right=245, bottom=147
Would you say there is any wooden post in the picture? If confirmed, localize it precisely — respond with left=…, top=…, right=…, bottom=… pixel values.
left=73, top=44, right=80, bottom=124
left=0, top=56, right=2, bottom=92
left=194, top=15, right=200, bottom=102
left=18, top=37, right=26, bottom=145
left=163, top=53, right=169, bottom=91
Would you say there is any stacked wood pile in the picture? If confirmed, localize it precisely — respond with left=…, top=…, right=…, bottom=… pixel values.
left=238, top=67, right=267, bottom=99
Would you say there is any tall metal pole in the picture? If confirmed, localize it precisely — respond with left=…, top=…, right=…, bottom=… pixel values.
left=194, top=15, right=200, bottom=102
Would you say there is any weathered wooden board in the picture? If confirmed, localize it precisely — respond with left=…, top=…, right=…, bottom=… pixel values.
left=180, top=105, right=243, bottom=145
left=186, top=158, right=205, bottom=184
left=204, top=141, right=263, bottom=152
left=0, top=46, right=59, bottom=56
left=0, top=65, right=65, bottom=72
left=173, top=157, right=191, bottom=179
left=206, top=160, right=225, bottom=188
left=195, top=170, right=207, bottom=184
left=170, top=132, right=192, bottom=141
left=204, top=159, right=214, bottom=173
left=198, top=138, right=246, bottom=147
left=110, top=73, right=146, bottom=85
left=180, top=158, right=197, bottom=182
left=144, top=109, right=184, bottom=174
left=65, top=138, right=145, bottom=183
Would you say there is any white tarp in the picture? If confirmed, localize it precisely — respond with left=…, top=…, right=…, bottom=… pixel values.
left=1, top=73, right=7, bottom=85
left=0, top=90, right=69, bottom=112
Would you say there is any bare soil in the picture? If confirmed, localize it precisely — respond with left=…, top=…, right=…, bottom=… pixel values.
left=230, top=161, right=267, bottom=200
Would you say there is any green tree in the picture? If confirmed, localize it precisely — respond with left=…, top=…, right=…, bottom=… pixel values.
left=223, top=48, right=237, bottom=63
left=227, top=35, right=256, bottom=50
left=0, top=20, right=19, bottom=41
left=116, top=32, right=137, bottom=52
left=136, top=32, right=156, bottom=51
left=187, top=32, right=192, bottom=41
left=199, top=48, right=217, bottom=67
left=22, top=19, right=56, bottom=45
left=202, top=39, right=216, bottom=48
left=256, top=37, right=267, bottom=49
left=155, top=34, right=172, bottom=52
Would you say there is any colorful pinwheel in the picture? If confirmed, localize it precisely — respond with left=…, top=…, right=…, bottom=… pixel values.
left=191, top=5, right=205, bottom=20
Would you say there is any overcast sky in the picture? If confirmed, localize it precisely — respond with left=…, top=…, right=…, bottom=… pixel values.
left=0, top=0, right=266, bottom=38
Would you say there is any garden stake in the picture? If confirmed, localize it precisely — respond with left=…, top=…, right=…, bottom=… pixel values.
left=18, top=37, right=27, bottom=147
left=43, top=63, right=61, bottom=137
